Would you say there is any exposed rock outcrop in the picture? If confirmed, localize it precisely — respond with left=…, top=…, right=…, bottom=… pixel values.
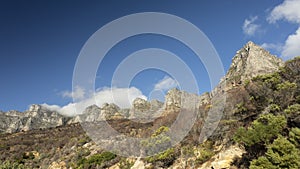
left=225, top=41, right=284, bottom=85
left=0, top=104, right=69, bottom=133
left=129, top=98, right=164, bottom=121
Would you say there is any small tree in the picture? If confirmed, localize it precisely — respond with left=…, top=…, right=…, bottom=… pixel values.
left=289, top=127, right=300, bottom=148
left=234, top=114, right=287, bottom=146
left=250, top=136, right=300, bottom=169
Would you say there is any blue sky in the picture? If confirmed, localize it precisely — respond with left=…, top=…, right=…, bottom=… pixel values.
left=1, top=0, right=299, bottom=113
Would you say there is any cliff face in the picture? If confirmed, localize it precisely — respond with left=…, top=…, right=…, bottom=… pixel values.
left=225, top=41, right=284, bottom=85
left=0, top=104, right=69, bottom=133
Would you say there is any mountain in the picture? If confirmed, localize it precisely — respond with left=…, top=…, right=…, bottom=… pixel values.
left=0, top=42, right=299, bottom=169
left=0, top=42, right=283, bottom=134
left=225, top=41, right=283, bottom=85
left=0, top=104, right=70, bottom=133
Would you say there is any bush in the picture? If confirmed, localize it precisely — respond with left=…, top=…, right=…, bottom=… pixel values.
left=152, top=126, right=169, bottom=137
left=195, top=141, right=215, bottom=164
left=141, top=126, right=171, bottom=156
left=268, top=104, right=281, bottom=113
left=289, top=127, right=300, bottom=147
left=250, top=136, right=300, bottom=169
left=252, top=73, right=281, bottom=90
left=145, top=148, right=176, bottom=167
left=296, top=96, right=300, bottom=103
left=118, top=158, right=134, bottom=169
left=0, top=161, right=28, bottom=169
left=284, top=104, right=300, bottom=115
left=77, top=151, right=116, bottom=168
left=234, top=102, right=248, bottom=115
left=234, top=114, right=287, bottom=146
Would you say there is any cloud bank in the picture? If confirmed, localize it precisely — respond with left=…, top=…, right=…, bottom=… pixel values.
left=42, top=87, right=147, bottom=117
left=267, top=0, right=300, bottom=59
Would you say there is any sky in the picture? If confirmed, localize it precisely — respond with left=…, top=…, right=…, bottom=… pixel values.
left=1, top=0, right=300, bottom=114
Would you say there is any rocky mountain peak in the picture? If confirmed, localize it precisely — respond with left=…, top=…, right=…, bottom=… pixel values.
left=164, top=88, right=181, bottom=110
left=132, top=98, right=150, bottom=112
left=28, top=104, right=42, bottom=112
left=0, top=104, right=69, bottom=133
left=129, top=98, right=164, bottom=121
left=225, top=41, right=284, bottom=85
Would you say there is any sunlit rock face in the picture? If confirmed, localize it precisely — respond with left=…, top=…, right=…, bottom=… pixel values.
left=225, top=41, right=284, bottom=85
left=0, top=104, right=69, bottom=133
left=129, top=98, right=164, bottom=121
left=212, top=41, right=284, bottom=96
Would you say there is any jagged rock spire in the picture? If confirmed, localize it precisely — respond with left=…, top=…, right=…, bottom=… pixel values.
left=225, top=41, right=284, bottom=85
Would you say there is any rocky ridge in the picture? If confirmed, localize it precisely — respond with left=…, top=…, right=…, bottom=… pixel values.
left=0, top=104, right=69, bottom=133
left=0, top=42, right=284, bottom=135
left=0, top=41, right=294, bottom=169
left=224, top=41, right=283, bottom=85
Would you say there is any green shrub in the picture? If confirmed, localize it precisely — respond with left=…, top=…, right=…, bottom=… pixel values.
left=284, top=104, right=300, bottom=114
left=276, top=81, right=297, bottom=91
left=0, top=161, right=28, bottom=169
left=250, top=136, right=300, bottom=169
left=195, top=141, right=215, bottom=164
left=151, top=126, right=169, bottom=137
left=181, top=145, right=195, bottom=157
left=77, top=151, right=116, bottom=168
left=141, top=126, right=171, bottom=156
left=269, top=104, right=281, bottom=113
left=234, top=102, right=247, bottom=114
left=289, top=127, right=300, bottom=147
left=253, top=73, right=281, bottom=90
left=296, top=95, right=300, bottom=103
left=234, top=114, right=287, bottom=146
left=195, top=149, right=214, bottom=164
left=145, top=148, right=176, bottom=165
left=118, top=158, right=134, bottom=169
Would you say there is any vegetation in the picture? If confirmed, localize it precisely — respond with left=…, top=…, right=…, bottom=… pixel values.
left=142, top=126, right=177, bottom=167
left=76, top=151, right=116, bottom=168
left=145, top=148, right=176, bottom=164
left=195, top=141, right=215, bottom=164
left=118, top=158, right=134, bottom=169
left=0, top=161, right=28, bottom=169
left=179, top=141, right=215, bottom=166
left=233, top=57, right=300, bottom=168
left=141, top=126, right=172, bottom=156
left=250, top=136, right=300, bottom=169
left=0, top=54, right=299, bottom=169
left=234, top=114, right=287, bottom=146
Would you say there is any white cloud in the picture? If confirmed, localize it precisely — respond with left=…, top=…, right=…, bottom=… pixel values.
left=154, top=76, right=178, bottom=91
left=267, top=0, right=300, bottom=59
left=43, top=87, right=146, bottom=117
left=282, top=27, right=300, bottom=58
left=243, top=16, right=260, bottom=36
left=61, top=86, right=86, bottom=100
left=261, top=42, right=283, bottom=53
left=267, top=0, right=300, bottom=24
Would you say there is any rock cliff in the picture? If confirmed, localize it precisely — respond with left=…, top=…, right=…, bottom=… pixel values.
left=0, top=104, right=69, bottom=133
left=225, top=41, right=284, bottom=85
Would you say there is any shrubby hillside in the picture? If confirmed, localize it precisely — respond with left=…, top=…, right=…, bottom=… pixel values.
left=0, top=44, right=299, bottom=169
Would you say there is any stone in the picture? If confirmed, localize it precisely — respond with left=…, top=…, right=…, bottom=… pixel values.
left=129, top=98, right=163, bottom=121
left=225, top=41, right=283, bottom=85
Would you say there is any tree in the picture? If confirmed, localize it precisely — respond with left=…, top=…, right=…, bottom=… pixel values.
left=234, top=114, right=287, bottom=146
left=289, top=127, right=300, bottom=148
left=250, top=136, right=300, bottom=169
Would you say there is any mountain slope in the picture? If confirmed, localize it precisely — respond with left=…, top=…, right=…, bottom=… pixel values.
left=0, top=42, right=299, bottom=169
